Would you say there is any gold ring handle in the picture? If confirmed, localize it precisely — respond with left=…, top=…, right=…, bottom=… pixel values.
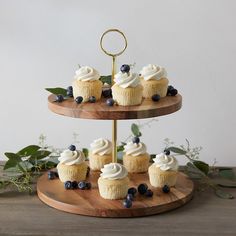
left=100, top=28, right=127, bottom=57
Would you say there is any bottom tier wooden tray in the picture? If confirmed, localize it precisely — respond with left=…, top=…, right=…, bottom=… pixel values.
left=37, top=170, right=194, bottom=218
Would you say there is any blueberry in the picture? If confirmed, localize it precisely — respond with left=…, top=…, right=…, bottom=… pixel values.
left=86, top=166, right=90, bottom=177
left=164, top=149, right=170, bottom=155
left=48, top=171, right=59, bottom=179
left=67, top=90, right=73, bottom=97
left=123, top=199, right=132, bottom=208
left=56, top=94, right=64, bottom=103
left=167, top=86, right=178, bottom=96
left=127, top=193, right=134, bottom=201
left=145, top=189, right=153, bottom=197
left=70, top=181, right=78, bottom=189
left=152, top=94, right=161, bottom=102
left=167, top=85, right=174, bottom=92
left=106, top=98, right=114, bottom=106
left=120, top=64, right=130, bottom=73
left=78, top=181, right=86, bottom=190
left=66, top=86, right=73, bottom=97
left=85, top=182, right=92, bottom=190
left=132, top=136, right=140, bottom=144
left=170, top=88, right=178, bottom=96
left=138, top=183, right=148, bottom=195
left=89, top=96, right=96, bottom=103
left=162, top=185, right=170, bottom=193
left=68, top=145, right=76, bottom=151
left=102, top=89, right=112, bottom=98
left=48, top=171, right=55, bottom=180
left=75, top=96, right=83, bottom=104
left=128, top=187, right=137, bottom=196
left=64, top=181, right=72, bottom=190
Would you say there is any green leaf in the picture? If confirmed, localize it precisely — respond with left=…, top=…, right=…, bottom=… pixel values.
left=219, top=169, right=236, bottom=180
left=44, top=161, right=57, bottom=169
left=29, top=150, right=51, bottom=161
left=150, top=154, right=156, bottom=163
left=117, top=145, right=124, bottom=152
left=45, top=157, right=59, bottom=164
left=100, top=75, right=112, bottom=85
left=193, top=161, right=209, bottom=175
left=17, top=145, right=41, bottom=157
left=82, top=148, right=89, bottom=158
left=45, top=87, right=67, bottom=96
left=167, top=147, right=187, bottom=155
left=131, top=123, right=141, bottom=137
left=4, top=154, right=21, bottom=170
left=4, top=152, right=21, bottom=160
left=18, top=161, right=34, bottom=172
left=215, top=189, right=234, bottom=199
left=217, top=180, right=236, bottom=188
left=185, top=162, right=205, bottom=176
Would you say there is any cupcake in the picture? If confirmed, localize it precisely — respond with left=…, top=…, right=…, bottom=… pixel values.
left=89, top=138, right=112, bottom=171
left=72, top=66, right=103, bottom=102
left=148, top=152, right=178, bottom=187
left=111, top=65, right=143, bottom=106
left=140, top=64, right=169, bottom=98
left=57, top=148, right=88, bottom=182
left=98, top=163, right=129, bottom=200
left=123, top=141, right=150, bottom=173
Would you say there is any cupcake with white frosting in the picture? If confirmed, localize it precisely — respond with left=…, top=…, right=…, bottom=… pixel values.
left=98, top=163, right=129, bottom=200
left=89, top=138, right=112, bottom=171
left=57, top=147, right=88, bottom=182
left=140, top=64, right=169, bottom=98
left=72, top=66, right=102, bottom=102
left=148, top=152, right=179, bottom=187
left=111, top=65, right=143, bottom=106
left=123, top=141, right=150, bottom=173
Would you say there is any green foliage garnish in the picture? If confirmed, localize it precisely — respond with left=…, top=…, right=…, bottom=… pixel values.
left=193, top=161, right=209, bottom=175
left=131, top=123, right=142, bottom=137
left=82, top=148, right=89, bottom=159
left=100, top=75, right=112, bottom=85
left=215, top=189, right=234, bottom=199
left=1, top=143, right=57, bottom=193
left=45, top=87, right=67, bottom=96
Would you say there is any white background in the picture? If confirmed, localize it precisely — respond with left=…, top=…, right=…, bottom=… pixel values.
left=0, top=0, right=235, bottom=165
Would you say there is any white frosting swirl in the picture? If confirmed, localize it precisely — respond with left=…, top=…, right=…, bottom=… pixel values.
left=74, top=66, right=100, bottom=82
left=124, top=142, right=147, bottom=156
left=100, top=163, right=128, bottom=180
left=90, top=138, right=112, bottom=156
left=153, top=153, right=178, bottom=171
left=58, top=149, right=85, bottom=165
left=114, top=72, right=140, bottom=88
left=140, top=64, right=167, bottom=81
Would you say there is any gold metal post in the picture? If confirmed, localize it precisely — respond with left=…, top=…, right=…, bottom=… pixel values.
left=100, top=29, right=128, bottom=163
left=112, top=120, right=117, bottom=163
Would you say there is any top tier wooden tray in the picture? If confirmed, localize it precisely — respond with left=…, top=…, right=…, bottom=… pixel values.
left=48, top=94, right=182, bottom=120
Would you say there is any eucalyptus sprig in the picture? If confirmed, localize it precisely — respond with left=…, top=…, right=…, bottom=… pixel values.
left=0, top=144, right=59, bottom=193
left=164, top=139, right=235, bottom=199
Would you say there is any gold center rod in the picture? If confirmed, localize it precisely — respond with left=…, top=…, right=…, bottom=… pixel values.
left=112, top=55, right=117, bottom=163
left=112, top=120, right=117, bottom=163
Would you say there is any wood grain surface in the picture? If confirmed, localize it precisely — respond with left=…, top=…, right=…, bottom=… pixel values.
left=48, top=94, right=182, bottom=120
left=37, top=170, right=194, bottom=217
left=0, top=165, right=236, bottom=236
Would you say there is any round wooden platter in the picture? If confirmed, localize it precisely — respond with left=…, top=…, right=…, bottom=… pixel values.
left=48, top=94, right=182, bottom=120
left=37, top=170, right=194, bottom=218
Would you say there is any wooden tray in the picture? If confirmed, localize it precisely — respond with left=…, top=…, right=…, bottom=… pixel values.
left=37, top=170, right=194, bottom=217
left=48, top=94, right=182, bottom=120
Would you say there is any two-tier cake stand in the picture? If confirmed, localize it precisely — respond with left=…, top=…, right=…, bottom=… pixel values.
left=37, top=29, right=194, bottom=217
